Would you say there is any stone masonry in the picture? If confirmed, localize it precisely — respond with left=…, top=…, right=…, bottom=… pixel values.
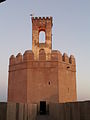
left=8, top=17, right=77, bottom=104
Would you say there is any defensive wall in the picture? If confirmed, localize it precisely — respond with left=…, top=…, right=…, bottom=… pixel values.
left=0, top=101, right=90, bottom=120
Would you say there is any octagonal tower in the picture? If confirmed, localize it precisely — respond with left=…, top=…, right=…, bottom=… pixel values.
left=8, top=17, right=77, bottom=104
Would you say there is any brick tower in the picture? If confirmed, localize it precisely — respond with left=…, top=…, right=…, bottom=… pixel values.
left=32, top=17, right=52, bottom=60
left=8, top=17, right=77, bottom=104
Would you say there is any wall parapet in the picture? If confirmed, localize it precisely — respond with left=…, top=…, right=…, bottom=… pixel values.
left=32, top=16, right=52, bottom=21
left=51, top=50, right=76, bottom=65
left=23, top=50, right=34, bottom=61
left=9, top=50, right=34, bottom=65
left=9, top=50, right=76, bottom=66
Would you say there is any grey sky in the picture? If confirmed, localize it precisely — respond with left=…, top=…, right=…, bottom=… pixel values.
left=0, top=0, right=90, bottom=101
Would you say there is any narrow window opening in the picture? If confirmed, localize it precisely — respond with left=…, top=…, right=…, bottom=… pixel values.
left=68, top=88, right=69, bottom=93
left=67, top=66, right=70, bottom=69
left=39, top=31, right=45, bottom=43
left=48, top=81, right=50, bottom=85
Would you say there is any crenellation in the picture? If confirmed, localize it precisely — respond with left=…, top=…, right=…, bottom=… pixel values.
left=9, top=55, right=15, bottom=65
left=39, top=17, right=41, bottom=19
left=51, top=51, right=76, bottom=65
left=23, top=50, right=34, bottom=61
left=9, top=50, right=76, bottom=66
left=46, top=17, right=52, bottom=20
left=32, top=17, right=52, bottom=21
left=63, top=53, right=69, bottom=63
left=9, top=51, right=76, bottom=66
left=43, top=17, right=45, bottom=19
left=35, top=17, right=38, bottom=19
left=15, top=53, right=23, bottom=64
left=69, top=55, right=76, bottom=65
left=51, top=50, right=62, bottom=61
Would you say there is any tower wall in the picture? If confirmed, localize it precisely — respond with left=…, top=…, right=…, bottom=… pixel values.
left=58, top=54, right=77, bottom=103
left=8, top=54, right=27, bottom=103
left=8, top=50, right=77, bottom=103
left=8, top=51, right=59, bottom=103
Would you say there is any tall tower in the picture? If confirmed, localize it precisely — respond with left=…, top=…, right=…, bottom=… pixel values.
left=32, top=17, right=52, bottom=60
left=8, top=17, right=77, bottom=104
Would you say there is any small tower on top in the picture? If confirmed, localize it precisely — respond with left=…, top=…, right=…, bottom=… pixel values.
left=32, top=17, right=53, bottom=60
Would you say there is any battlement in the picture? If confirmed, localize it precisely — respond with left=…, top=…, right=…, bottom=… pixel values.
left=51, top=50, right=76, bottom=64
left=32, top=16, right=52, bottom=21
left=9, top=50, right=76, bottom=66
left=32, top=17, right=52, bottom=27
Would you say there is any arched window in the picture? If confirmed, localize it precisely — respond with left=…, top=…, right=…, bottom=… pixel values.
left=39, top=31, right=45, bottom=43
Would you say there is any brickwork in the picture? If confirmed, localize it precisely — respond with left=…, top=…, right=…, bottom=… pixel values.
left=8, top=17, right=77, bottom=104
left=32, top=17, right=52, bottom=60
